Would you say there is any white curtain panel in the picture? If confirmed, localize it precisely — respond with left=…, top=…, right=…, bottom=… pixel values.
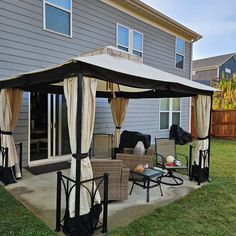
left=0, top=88, right=22, bottom=178
left=64, top=76, right=100, bottom=218
left=193, top=95, right=211, bottom=167
left=110, top=97, right=129, bottom=147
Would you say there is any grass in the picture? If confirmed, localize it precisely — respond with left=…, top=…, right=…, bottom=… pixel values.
left=108, top=139, right=236, bottom=236
left=0, top=186, right=56, bottom=236
left=0, top=139, right=235, bottom=236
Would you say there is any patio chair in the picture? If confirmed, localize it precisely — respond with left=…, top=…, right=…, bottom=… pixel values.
left=92, top=134, right=113, bottom=159
left=116, top=145, right=155, bottom=172
left=154, top=138, right=189, bottom=186
left=91, top=159, right=129, bottom=201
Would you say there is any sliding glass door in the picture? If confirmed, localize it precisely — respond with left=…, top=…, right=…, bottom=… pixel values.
left=48, top=94, right=70, bottom=158
left=30, top=93, right=70, bottom=163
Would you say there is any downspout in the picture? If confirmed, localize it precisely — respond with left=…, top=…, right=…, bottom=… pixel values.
left=188, top=41, right=193, bottom=132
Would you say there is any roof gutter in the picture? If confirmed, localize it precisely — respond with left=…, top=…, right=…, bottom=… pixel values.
left=103, top=0, right=202, bottom=42
left=129, top=0, right=202, bottom=41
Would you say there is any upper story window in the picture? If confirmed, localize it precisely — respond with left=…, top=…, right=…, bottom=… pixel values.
left=160, top=98, right=181, bottom=130
left=117, top=25, right=129, bottom=52
left=117, top=24, right=143, bottom=57
left=175, top=38, right=185, bottom=69
left=44, top=0, right=72, bottom=37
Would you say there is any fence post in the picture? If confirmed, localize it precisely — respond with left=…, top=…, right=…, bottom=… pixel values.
left=55, top=171, right=62, bottom=232
left=102, top=173, right=109, bottom=233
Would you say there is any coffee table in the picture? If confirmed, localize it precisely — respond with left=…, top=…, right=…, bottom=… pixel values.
left=129, top=168, right=164, bottom=202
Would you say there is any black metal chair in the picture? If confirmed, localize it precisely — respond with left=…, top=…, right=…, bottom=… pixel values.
left=154, top=138, right=189, bottom=186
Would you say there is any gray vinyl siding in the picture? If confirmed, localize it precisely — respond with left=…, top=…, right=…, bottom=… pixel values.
left=94, top=97, right=190, bottom=144
left=0, top=0, right=191, bottom=165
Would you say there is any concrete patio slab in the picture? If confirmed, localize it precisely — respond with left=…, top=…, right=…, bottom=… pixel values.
left=5, top=168, right=201, bottom=235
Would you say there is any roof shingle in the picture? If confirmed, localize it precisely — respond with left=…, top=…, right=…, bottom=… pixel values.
left=193, top=53, right=236, bottom=70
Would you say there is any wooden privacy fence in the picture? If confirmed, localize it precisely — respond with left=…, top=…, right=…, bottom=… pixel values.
left=211, top=110, right=236, bottom=138
left=191, top=109, right=236, bottom=139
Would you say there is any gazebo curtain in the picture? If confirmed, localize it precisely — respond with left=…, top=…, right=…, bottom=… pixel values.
left=193, top=95, right=211, bottom=167
left=0, top=88, right=23, bottom=180
left=110, top=97, right=129, bottom=147
left=64, top=76, right=100, bottom=218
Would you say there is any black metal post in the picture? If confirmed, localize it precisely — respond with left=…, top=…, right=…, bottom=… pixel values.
left=189, top=145, right=192, bottom=178
left=102, top=173, right=109, bottom=233
left=4, top=147, right=8, bottom=185
left=198, top=150, right=203, bottom=185
left=19, top=143, right=23, bottom=175
left=207, top=95, right=213, bottom=181
left=55, top=171, right=62, bottom=232
left=75, top=73, right=83, bottom=217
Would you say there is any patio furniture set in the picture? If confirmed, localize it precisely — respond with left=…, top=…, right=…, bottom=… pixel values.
left=91, top=130, right=190, bottom=203
left=0, top=46, right=214, bottom=235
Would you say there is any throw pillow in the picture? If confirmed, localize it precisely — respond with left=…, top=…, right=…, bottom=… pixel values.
left=146, top=144, right=155, bottom=155
left=133, top=141, right=145, bottom=155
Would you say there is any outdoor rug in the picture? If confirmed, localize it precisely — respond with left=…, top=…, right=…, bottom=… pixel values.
left=24, top=161, right=71, bottom=175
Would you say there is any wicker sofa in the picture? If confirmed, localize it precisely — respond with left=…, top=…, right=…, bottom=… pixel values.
left=116, top=145, right=155, bottom=171
left=90, top=159, right=129, bottom=201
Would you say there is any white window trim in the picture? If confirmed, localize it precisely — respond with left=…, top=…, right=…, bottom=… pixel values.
left=43, top=0, right=72, bottom=38
left=159, top=98, right=182, bottom=131
left=116, top=23, right=129, bottom=51
left=132, top=30, right=143, bottom=56
left=116, top=23, right=143, bottom=57
left=175, top=37, right=185, bottom=70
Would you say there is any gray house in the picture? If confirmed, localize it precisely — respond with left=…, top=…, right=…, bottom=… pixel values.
left=193, top=53, right=236, bottom=86
left=0, top=0, right=201, bottom=168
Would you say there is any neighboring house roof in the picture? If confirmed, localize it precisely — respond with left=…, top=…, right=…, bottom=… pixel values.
left=193, top=53, right=236, bottom=71
left=101, top=0, right=202, bottom=42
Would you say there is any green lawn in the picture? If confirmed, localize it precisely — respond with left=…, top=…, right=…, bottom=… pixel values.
left=0, top=186, right=56, bottom=236
left=108, top=139, right=236, bottom=236
left=0, top=139, right=235, bottom=236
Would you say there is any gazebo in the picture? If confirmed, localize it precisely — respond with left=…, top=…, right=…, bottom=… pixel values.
left=0, top=47, right=217, bottom=235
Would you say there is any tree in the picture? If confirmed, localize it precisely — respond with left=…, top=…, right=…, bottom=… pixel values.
left=213, top=74, right=236, bottom=110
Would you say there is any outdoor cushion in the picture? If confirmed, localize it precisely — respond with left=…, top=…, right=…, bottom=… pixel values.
left=146, top=144, right=155, bottom=156
left=133, top=141, right=145, bottom=155
left=119, top=130, right=151, bottom=152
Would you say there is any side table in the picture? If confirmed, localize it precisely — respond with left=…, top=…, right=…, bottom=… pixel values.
left=130, top=168, right=164, bottom=202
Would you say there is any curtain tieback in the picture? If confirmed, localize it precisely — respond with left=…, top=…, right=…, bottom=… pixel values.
left=197, top=136, right=209, bottom=140
left=116, top=126, right=121, bottom=129
left=0, top=130, right=12, bottom=135
left=72, top=153, right=88, bottom=159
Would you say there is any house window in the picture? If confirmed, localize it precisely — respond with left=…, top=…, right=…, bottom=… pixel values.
left=160, top=98, right=181, bottom=130
left=225, top=68, right=231, bottom=74
left=133, top=31, right=143, bottom=57
left=117, top=25, right=129, bottom=52
left=175, top=38, right=185, bottom=69
left=44, top=0, right=72, bottom=37
left=117, top=24, right=143, bottom=57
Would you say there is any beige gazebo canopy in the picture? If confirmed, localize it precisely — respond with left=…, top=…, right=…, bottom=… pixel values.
left=0, top=46, right=218, bottom=232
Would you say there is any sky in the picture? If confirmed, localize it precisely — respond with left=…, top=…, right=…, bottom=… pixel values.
left=140, top=0, right=236, bottom=60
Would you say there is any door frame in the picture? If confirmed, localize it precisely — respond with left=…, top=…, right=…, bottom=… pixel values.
left=28, top=92, right=70, bottom=167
